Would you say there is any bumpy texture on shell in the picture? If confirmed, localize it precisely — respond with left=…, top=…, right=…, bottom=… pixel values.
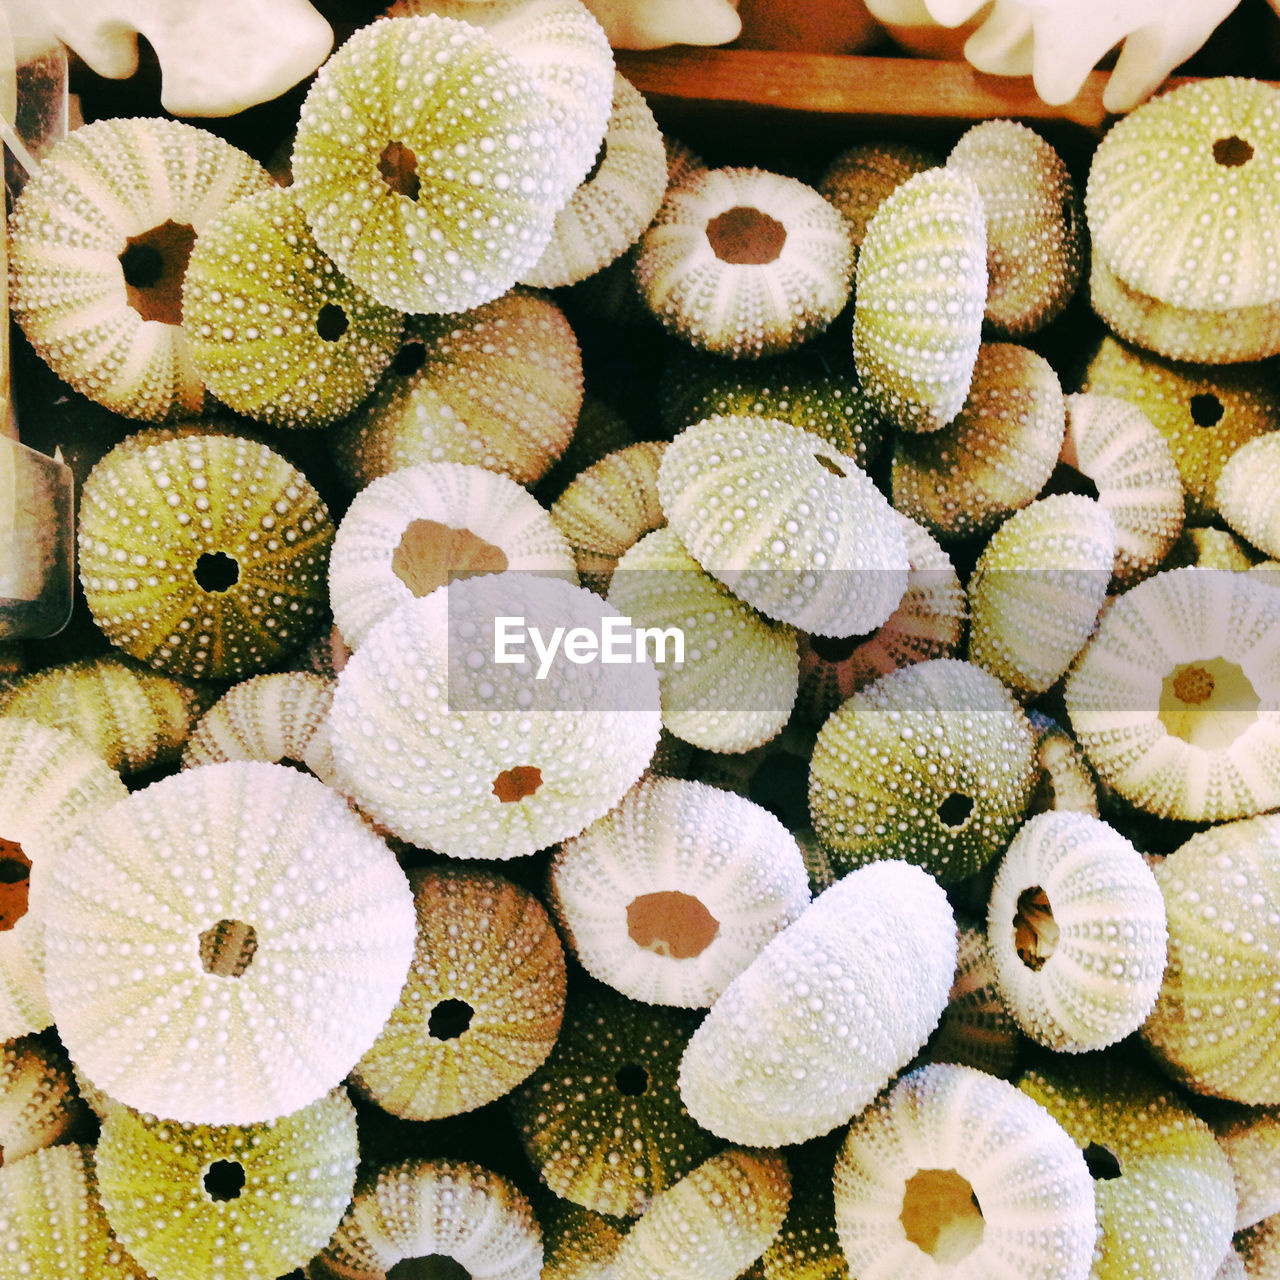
left=1026, top=710, right=1099, bottom=818
left=1142, top=814, right=1280, bottom=1105
left=182, top=186, right=404, bottom=428
left=817, top=140, right=938, bottom=255
left=7, top=117, right=272, bottom=421
left=551, top=776, right=810, bottom=1006
left=331, top=288, right=583, bottom=490
left=658, top=414, right=909, bottom=637
left=39, top=761, right=415, bottom=1126
left=328, top=575, right=660, bottom=859
left=966, top=493, right=1116, bottom=698
left=1086, top=77, right=1280, bottom=313
left=1236, top=1218, right=1280, bottom=1278
left=610, top=1148, right=791, bottom=1280
left=1216, top=435, right=1280, bottom=560
left=291, top=16, right=565, bottom=314
left=1210, top=1103, right=1280, bottom=1230
left=635, top=166, right=854, bottom=359
left=1020, top=1056, right=1238, bottom=1280
left=852, top=167, right=987, bottom=434
left=351, top=865, right=566, bottom=1120
left=987, top=811, right=1167, bottom=1053
left=1064, top=567, right=1280, bottom=824
left=310, top=1157, right=542, bottom=1280
left=0, top=1034, right=88, bottom=1165
left=891, top=341, right=1066, bottom=542
left=809, top=658, right=1037, bottom=884
left=678, top=860, right=956, bottom=1147
left=329, top=460, right=576, bottom=650
left=507, top=980, right=719, bottom=1217
left=607, top=527, right=800, bottom=753
left=78, top=431, right=333, bottom=681
left=1060, top=392, right=1185, bottom=585
left=95, top=1089, right=358, bottom=1280
left=834, top=1062, right=1096, bottom=1280
left=740, top=1157, right=849, bottom=1280
left=538, top=1198, right=627, bottom=1280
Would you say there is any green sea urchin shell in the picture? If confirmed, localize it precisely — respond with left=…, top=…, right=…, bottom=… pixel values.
left=95, top=1089, right=358, bottom=1280
left=39, top=761, right=415, bottom=1126
left=834, top=1063, right=1096, bottom=1280
left=291, top=15, right=565, bottom=314
left=6, top=117, right=272, bottom=422
left=78, top=431, right=333, bottom=681
left=852, top=167, right=987, bottom=434
left=350, top=865, right=566, bottom=1120
left=1215, top=435, right=1280, bottom=559
left=538, top=1199, right=626, bottom=1280
left=817, top=140, right=938, bottom=256
left=0, top=1034, right=88, bottom=1165
left=182, top=186, right=404, bottom=429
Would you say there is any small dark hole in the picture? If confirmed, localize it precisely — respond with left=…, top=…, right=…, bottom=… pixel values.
left=1083, top=1141, right=1122, bottom=1181
left=937, top=792, right=973, bottom=828
left=120, top=242, right=163, bottom=290
left=1213, top=135, right=1253, bottom=167
left=316, top=303, right=348, bottom=342
left=615, top=1064, right=649, bottom=1096
left=194, top=551, right=240, bottom=593
left=394, top=341, right=427, bottom=377
left=815, top=454, right=846, bottom=478
left=203, top=1160, right=245, bottom=1201
left=428, top=998, right=473, bottom=1041
left=0, top=859, right=27, bottom=884
left=1190, top=393, right=1223, bottom=427
left=379, top=140, right=421, bottom=200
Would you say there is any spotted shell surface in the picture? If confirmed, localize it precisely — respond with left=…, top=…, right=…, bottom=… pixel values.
left=1216, top=434, right=1280, bottom=560
left=7, top=116, right=272, bottom=421
left=351, top=866, right=566, bottom=1120
left=0, top=1034, right=88, bottom=1166
left=1026, top=710, right=1099, bottom=818
left=1211, top=1103, right=1280, bottom=1230
left=834, top=1063, right=1095, bottom=1280
left=538, top=1199, right=627, bottom=1280
left=95, top=1089, right=358, bottom=1280
left=38, top=761, right=415, bottom=1126
left=741, top=1156, right=850, bottom=1280
left=817, top=140, right=938, bottom=255
left=291, top=16, right=566, bottom=315
left=678, top=860, right=957, bottom=1147
left=658, top=414, right=909, bottom=638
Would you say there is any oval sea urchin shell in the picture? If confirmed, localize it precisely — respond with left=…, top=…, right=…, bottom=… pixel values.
left=1215, top=434, right=1280, bottom=559
left=817, top=139, right=938, bottom=256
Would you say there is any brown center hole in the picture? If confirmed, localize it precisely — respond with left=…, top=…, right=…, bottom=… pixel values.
left=615, top=1063, right=649, bottom=1096
left=203, top=1159, right=246, bottom=1201
left=1083, top=1142, right=1122, bottom=1180
left=1159, top=657, right=1260, bottom=749
left=815, top=454, right=846, bottom=478
left=1213, top=135, right=1253, bottom=167
left=194, top=551, right=240, bottom=593
left=379, top=140, right=421, bottom=200
left=199, top=918, right=258, bottom=978
left=0, top=838, right=30, bottom=933
left=627, top=891, right=720, bottom=960
left=492, top=766, right=542, bottom=803
left=393, top=340, right=428, bottom=377
left=1014, top=885, right=1058, bottom=972
left=1190, top=393, right=1224, bottom=427
left=427, top=998, right=473, bottom=1041
left=316, top=303, right=348, bottom=341
left=120, top=221, right=197, bottom=326
left=387, top=1258, right=471, bottom=1280
left=391, top=521, right=509, bottom=599
left=705, top=206, right=788, bottom=265
left=937, top=792, right=973, bottom=829
left=900, top=1168, right=984, bottom=1262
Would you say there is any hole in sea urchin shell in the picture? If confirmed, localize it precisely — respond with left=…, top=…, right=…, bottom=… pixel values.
left=615, top=1063, right=649, bottom=1096
left=393, top=341, right=428, bottom=377
left=316, top=303, right=349, bottom=341
left=0, top=837, right=31, bottom=933
left=392, top=521, right=509, bottom=598
left=387, top=1258, right=471, bottom=1280
left=705, top=206, right=788, bottom=265
left=199, top=918, right=259, bottom=979
left=1013, top=885, right=1057, bottom=972
left=900, top=1168, right=984, bottom=1262
left=1190, top=393, right=1224, bottom=427
left=492, top=766, right=543, bottom=804
left=1213, top=135, right=1253, bottom=167
left=379, top=140, right=421, bottom=201
left=936, top=792, right=973, bottom=829
left=1159, top=657, right=1260, bottom=749
left=427, top=998, right=474, bottom=1041
left=203, top=1159, right=246, bottom=1201
left=627, top=891, right=720, bottom=959
left=119, top=220, right=197, bottom=326
left=1083, top=1141, right=1122, bottom=1180
left=194, top=551, right=240, bottom=593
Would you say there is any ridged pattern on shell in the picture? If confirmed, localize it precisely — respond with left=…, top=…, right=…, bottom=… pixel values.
left=834, top=1063, right=1095, bottom=1280
left=809, top=658, right=1037, bottom=884
left=6, top=117, right=272, bottom=422
left=329, top=460, right=576, bottom=649
left=351, top=866, right=566, bottom=1120
left=946, top=119, right=1083, bottom=336
left=658, top=415, right=909, bottom=637
left=0, top=1034, right=87, bottom=1165
left=1020, top=1056, right=1238, bottom=1280
left=290, top=16, right=564, bottom=314
left=182, top=186, right=404, bottom=428
left=610, top=1149, right=791, bottom=1280
left=520, top=73, right=668, bottom=289
left=678, top=860, right=957, bottom=1146
left=39, top=761, right=415, bottom=1126
left=1027, top=710, right=1099, bottom=817
left=539, top=1200, right=626, bottom=1280
left=180, top=671, right=335, bottom=783
left=550, top=441, right=666, bottom=592
left=78, top=432, right=333, bottom=681
left=1063, top=567, right=1280, bottom=823
left=1061, top=392, right=1185, bottom=585
left=550, top=776, right=810, bottom=1006
left=311, top=1157, right=542, bottom=1280
left=331, top=289, right=583, bottom=490
left=967, top=493, right=1116, bottom=697
left=1142, top=814, right=1280, bottom=1105
left=817, top=140, right=938, bottom=254
left=95, top=1089, right=358, bottom=1280
left=1080, top=335, right=1280, bottom=523
left=635, top=166, right=854, bottom=359
left=891, top=341, right=1066, bottom=541
left=607, top=528, right=799, bottom=753
left=742, top=1159, right=849, bottom=1280
left=852, top=167, right=987, bottom=434
left=987, top=811, right=1167, bottom=1052
left=1211, top=1104, right=1280, bottom=1229
left=507, top=981, right=720, bottom=1218
left=0, top=1144, right=148, bottom=1280
left=327, top=576, right=660, bottom=859
left=1085, top=77, right=1280, bottom=312
left=1216, top=435, right=1280, bottom=559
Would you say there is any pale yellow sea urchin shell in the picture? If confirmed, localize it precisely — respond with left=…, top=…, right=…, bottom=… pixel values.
left=817, top=139, right=938, bottom=256
left=1215, top=435, right=1280, bottom=560
left=678, top=859, right=957, bottom=1146
left=38, top=761, right=415, bottom=1125
left=1209, top=1102, right=1280, bottom=1230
